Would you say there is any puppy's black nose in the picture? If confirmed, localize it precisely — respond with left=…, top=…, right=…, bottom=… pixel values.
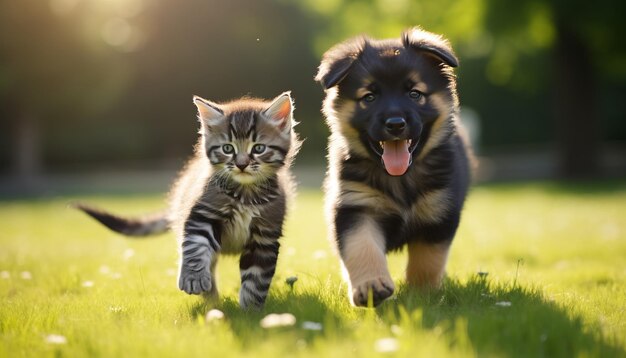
left=385, top=117, right=406, bottom=136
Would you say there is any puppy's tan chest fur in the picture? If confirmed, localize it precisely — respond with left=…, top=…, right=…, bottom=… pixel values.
left=339, top=181, right=450, bottom=225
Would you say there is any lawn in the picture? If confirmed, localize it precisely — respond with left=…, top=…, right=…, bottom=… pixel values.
left=1, top=181, right=625, bottom=357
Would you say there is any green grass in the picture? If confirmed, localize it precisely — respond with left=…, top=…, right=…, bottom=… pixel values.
left=1, top=181, right=625, bottom=357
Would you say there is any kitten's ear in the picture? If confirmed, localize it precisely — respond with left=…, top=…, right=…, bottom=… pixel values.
left=263, top=92, right=293, bottom=132
left=193, top=95, right=224, bottom=124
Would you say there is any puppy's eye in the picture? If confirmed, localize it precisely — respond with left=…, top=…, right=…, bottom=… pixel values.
left=362, top=93, right=376, bottom=103
left=409, top=89, right=423, bottom=100
left=251, top=144, right=266, bottom=154
left=222, top=144, right=235, bottom=154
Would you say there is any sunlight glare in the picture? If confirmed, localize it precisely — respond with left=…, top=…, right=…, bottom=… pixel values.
left=102, top=17, right=132, bottom=47
left=49, top=0, right=80, bottom=16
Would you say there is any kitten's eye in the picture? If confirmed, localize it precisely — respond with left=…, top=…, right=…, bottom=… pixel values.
left=362, top=93, right=376, bottom=103
left=222, top=144, right=235, bottom=154
left=252, top=144, right=266, bottom=154
left=409, top=89, right=423, bottom=100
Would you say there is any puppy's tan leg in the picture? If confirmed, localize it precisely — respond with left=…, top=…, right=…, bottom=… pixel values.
left=341, top=218, right=395, bottom=306
left=406, top=241, right=450, bottom=288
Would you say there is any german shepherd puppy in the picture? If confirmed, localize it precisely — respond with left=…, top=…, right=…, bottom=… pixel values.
left=315, top=28, right=472, bottom=307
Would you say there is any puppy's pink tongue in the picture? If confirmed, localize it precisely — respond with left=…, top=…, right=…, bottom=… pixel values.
left=381, top=140, right=410, bottom=176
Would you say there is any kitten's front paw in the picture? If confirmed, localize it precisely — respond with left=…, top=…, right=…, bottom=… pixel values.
left=351, top=276, right=395, bottom=307
left=178, top=269, right=212, bottom=295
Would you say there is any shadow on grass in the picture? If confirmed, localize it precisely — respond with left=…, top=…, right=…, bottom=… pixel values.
left=377, top=276, right=624, bottom=357
left=182, top=275, right=624, bottom=356
left=186, top=288, right=348, bottom=348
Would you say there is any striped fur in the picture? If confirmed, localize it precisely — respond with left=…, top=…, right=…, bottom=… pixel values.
left=316, top=28, right=473, bottom=307
left=76, top=92, right=300, bottom=310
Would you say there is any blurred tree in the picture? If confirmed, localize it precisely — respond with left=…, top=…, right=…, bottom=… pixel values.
left=0, top=0, right=131, bottom=180
left=482, top=0, right=626, bottom=177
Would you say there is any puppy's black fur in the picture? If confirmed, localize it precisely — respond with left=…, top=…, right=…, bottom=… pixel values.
left=316, top=28, right=472, bottom=307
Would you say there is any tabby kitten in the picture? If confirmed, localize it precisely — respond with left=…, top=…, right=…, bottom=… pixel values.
left=76, top=92, right=300, bottom=309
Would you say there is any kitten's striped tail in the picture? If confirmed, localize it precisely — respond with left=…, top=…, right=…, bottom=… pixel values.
left=73, top=203, right=170, bottom=237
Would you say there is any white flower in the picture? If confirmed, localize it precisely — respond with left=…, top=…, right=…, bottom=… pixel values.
left=205, top=309, right=225, bottom=322
left=109, top=306, right=124, bottom=313
left=260, top=313, right=296, bottom=328
left=165, top=268, right=176, bottom=277
left=20, top=271, right=32, bottom=280
left=390, top=325, right=403, bottom=336
left=495, top=301, right=512, bottom=307
left=301, top=321, right=322, bottom=331
left=375, top=338, right=399, bottom=353
left=44, top=334, right=67, bottom=345
left=110, top=272, right=122, bottom=280
left=123, top=248, right=135, bottom=260
left=0, top=271, right=10, bottom=279
left=99, top=265, right=111, bottom=274
left=312, top=250, right=327, bottom=260
left=82, top=281, right=94, bottom=288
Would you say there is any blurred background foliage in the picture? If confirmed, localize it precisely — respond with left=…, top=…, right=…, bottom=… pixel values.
left=1, top=0, right=625, bottom=185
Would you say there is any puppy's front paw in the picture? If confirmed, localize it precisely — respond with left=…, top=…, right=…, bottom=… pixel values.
left=178, top=268, right=212, bottom=295
left=351, top=276, right=395, bottom=307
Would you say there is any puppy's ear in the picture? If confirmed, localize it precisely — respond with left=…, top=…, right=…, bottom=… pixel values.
left=402, top=27, right=459, bottom=68
left=316, top=56, right=357, bottom=89
left=315, top=37, right=365, bottom=89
